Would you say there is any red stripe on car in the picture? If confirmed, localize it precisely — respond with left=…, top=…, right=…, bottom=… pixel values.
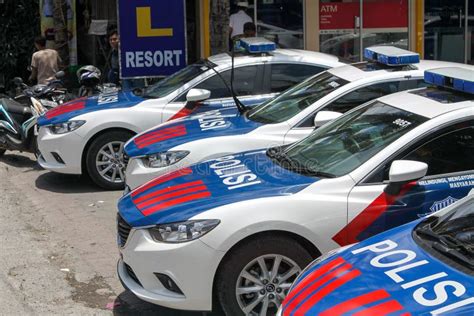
left=352, top=299, right=409, bottom=316
left=141, top=191, right=211, bottom=216
left=292, top=268, right=361, bottom=316
left=133, top=180, right=204, bottom=204
left=332, top=182, right=417, bottom=246
left=283, top=257, right=345, bottom=307
left=134, top=125, right=187, bottom=148
left=319, top=289, right=391, bottom=316
left=135, top=125, right=186, bottom=144
left=136, top=185, right=208, bottom=209
left=45, top=99, right=86, bottom=119
left=131, top=167, right=192, bottom=197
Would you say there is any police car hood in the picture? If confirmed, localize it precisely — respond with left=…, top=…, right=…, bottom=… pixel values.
left=37, top=91, right=143, bottom=126
left=124, top=108, right=263, bottom=157
left=282, top=221, right=473, bottom=315
left=118, top=150, right=316, bottom=227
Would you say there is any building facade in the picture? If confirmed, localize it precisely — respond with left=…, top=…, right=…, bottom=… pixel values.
left=73, top=0, right=473, bottom=73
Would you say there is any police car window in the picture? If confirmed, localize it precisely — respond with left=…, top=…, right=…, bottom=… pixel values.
left=366, top=122, right=474, bottom=183
left=403, top=126, right=474, bottom=177
left=248, top=72, right=349, bottom=124
left=270, top=64, right=325, bottom=93
left=274, top=101, right=427, bottom=178
left=142, top=60, right=211, bottom=99
left=176, top=65, right=260, bottom=101
left=298, top=79, right=426, bottom=128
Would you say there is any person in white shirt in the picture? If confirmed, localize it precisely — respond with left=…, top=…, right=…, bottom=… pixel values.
left=229, top=2, right=253, bottom=40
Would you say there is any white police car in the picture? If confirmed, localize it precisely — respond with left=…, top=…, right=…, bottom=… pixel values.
left=124, top=46, right=466, bottom=190
left=279, top=192, right=474, bottom=316
left=116, top=67, right=474, bottom=314
left=36, top=38, right=341, bottom=189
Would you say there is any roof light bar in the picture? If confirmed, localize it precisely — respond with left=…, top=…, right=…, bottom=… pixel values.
left=424, top=67, right=474, bottom=94
left=239, top=37, right=276, bottom=54
left=364, top=46, right=420, bottom=66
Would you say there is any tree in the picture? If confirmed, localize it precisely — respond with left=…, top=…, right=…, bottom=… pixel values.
left=53, top=0, right=69, bottom=68
left=210, top=0, right=230, bottom=55
left=0, top=0, right=39, bottom=91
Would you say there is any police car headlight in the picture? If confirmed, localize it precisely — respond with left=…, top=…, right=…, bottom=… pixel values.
left=143, top=151, right=189, bottom=168
left=49, top=120, right=86, bottom=134
left=149, top=219, right=220, bottom=243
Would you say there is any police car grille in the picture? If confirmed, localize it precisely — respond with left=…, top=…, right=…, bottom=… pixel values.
left=124, top=263, right=142, bottom=286
left=117, top=214, right=131, bottom=247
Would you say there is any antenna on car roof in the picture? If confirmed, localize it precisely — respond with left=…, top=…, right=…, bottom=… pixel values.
left=230, top=39, right=248, bottom=114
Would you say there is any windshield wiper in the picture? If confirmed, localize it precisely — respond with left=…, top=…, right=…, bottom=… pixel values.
left=416, top=226, right=473, bottom=269
left=267, top=149, right=335, bottom=178
left=432, top=242, right=474, bottom=269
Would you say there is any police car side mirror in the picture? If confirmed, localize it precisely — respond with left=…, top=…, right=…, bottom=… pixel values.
left=384, top=160, right=428, bottom=195
left=186, top=89, right=211, bottom=102
left=314, top=111, right=342, bottom=128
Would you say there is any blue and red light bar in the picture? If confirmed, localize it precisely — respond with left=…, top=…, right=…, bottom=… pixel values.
left=364, top=46, right=420, bottom=66
left=424, top=67, right=474, bottom=94
left=240, top=37, right=276, bottom=54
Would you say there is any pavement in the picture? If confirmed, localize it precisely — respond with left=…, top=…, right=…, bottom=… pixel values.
left=0, top=152, right=217, bottom=315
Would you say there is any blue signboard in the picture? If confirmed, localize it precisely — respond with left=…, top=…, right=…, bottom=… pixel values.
left=118, top=0, right=186, bottom=78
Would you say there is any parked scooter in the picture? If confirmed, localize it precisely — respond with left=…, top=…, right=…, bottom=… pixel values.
left=13, top=71, right=72, bottom=108
left=0, top=96, right=46, bottom=157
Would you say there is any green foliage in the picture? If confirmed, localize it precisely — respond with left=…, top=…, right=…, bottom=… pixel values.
left=0, top=1, right=40, bottom=90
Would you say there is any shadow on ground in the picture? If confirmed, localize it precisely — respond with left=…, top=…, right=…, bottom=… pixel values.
left=35, top=171, right=106, bottom=194
left=113, top=291, right=221, bottom=316
left=0, top=153, right=42, bottom=171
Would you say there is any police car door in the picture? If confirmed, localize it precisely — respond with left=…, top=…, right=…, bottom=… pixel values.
left=342, top=120, right=474, bottom=246
left=284, top=80, right=417, bottom=144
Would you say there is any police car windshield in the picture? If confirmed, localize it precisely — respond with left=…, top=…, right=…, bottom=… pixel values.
left=142, top=60, right=212, bottom=98
left=247, top=72, right=349, bottom=124
left=280, top=101, right=427, bottom=177
left=416, top=198, right=474, bottom=269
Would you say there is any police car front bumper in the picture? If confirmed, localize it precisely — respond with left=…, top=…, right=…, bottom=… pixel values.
left=117, top=228, right=224, bottom=311
left=37, top=126, right=83, bottom=174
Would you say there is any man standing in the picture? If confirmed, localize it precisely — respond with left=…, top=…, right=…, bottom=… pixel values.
left=107, top=29, right=120, bottom=85
left=29, top=36, right=61, bottom=85
left=229, top=2, right=252, bottom=40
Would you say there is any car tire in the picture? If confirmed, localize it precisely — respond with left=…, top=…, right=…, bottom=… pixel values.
left=85, top=130, right=134, bottom=190
left=0, top=148, right=6, bottom=157
left=216, top=235, right=313, bottom=316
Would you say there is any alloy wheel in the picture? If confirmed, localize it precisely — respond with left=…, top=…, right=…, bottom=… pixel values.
left=235, top=254, right=301, bottom=315
left=95, top=141, right=127, bottom=184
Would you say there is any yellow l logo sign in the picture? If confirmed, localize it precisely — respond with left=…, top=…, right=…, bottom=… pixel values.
left=136, top=7, right=173, bottom=37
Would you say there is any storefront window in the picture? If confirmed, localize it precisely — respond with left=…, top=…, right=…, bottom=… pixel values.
left=425, top=0, right=466, bottom=63
left=230, top=0, right=304, bottom=49
left=319, top=0, right=408, bottom=62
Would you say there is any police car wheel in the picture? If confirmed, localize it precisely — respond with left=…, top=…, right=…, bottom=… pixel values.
left=0, top=148, right=5, bottom=157
left=216, top=235, right=313, bottom=316
left=86, top=130, right=134, bottom=190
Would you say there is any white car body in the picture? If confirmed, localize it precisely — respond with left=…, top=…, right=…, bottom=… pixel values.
left=117, top=67, right=474, bottom=312
left=36, top=48, right=342, bottom=188
left=124, top=58, right=469, bottom=189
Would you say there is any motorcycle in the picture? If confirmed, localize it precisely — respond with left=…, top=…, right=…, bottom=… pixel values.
left=0, top=95, right=46, bottom=157
left=13, top=71, right=72, bottom=108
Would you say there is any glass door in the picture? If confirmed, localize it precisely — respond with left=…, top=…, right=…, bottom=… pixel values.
left=319, top=0, right=362, bottom=62
left=425, top=0, right=466, bottom=63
